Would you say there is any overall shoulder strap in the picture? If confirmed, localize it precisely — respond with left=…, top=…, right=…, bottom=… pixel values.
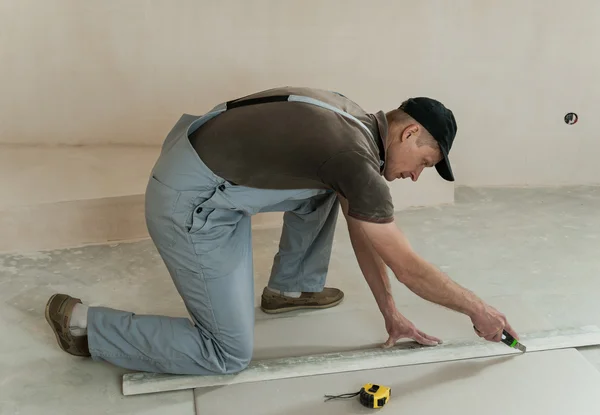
left=225, top=94, right=374, bottom=141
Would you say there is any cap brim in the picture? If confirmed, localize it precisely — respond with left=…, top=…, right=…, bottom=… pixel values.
left=435, top=145, right=454, bottom=182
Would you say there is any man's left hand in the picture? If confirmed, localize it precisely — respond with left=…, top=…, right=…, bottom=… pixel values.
left=382, top=309, right=442, bottom=348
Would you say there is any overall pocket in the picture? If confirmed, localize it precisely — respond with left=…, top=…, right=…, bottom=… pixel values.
left=187, top=204, right=214, bottom=234
left=145, top=176, right=182, bottom=249
left=188, top=207, right=245, bottom=257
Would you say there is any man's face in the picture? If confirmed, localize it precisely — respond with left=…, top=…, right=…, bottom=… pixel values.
left=383, top=127, right=442, bottom=182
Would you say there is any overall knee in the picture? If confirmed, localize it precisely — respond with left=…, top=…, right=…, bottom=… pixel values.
left=222, top=342, right=253, bottom=374
left=182, top=328, right=253, bottom=375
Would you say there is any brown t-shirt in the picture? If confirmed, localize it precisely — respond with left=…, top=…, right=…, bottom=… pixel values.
left=189, top=86, right=394, bottom=223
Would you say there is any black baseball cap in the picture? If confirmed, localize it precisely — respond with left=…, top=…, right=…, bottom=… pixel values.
left=399, top=97, right=457, bottom=182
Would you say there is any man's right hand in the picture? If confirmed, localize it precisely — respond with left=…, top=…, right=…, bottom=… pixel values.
left=470, top=304, right=519, bottom=342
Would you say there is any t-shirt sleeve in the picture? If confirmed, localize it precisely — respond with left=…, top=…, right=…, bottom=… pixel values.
left=318, top=151, right=395, bottom=223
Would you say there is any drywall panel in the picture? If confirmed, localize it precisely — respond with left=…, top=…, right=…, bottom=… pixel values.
left=0, top=145, right=160, bottom=208
left=125, top=325, right=600, bottom=395
left=0, top=145, right=159, bottom=252
left=0, top=194, right=148, bottom=253
left=193, top=348, right=600, bottom=414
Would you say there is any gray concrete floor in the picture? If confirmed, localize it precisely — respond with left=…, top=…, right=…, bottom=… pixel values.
left=1, top=186, right=600, bottom=414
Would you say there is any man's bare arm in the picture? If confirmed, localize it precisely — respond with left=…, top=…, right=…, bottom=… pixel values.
left=339, top=195, right=442, bottom=346
left=338, top=196, right=396, bottom=316
left=346, top=206, right=518, bottom=342
left=357, top=217, right=486, bottom=317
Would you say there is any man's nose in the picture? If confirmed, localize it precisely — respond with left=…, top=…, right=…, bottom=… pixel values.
left=412, top=166, right=425, bottom=181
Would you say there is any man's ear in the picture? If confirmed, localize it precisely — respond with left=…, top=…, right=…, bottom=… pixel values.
left=400, top=124, right=419, bottom=142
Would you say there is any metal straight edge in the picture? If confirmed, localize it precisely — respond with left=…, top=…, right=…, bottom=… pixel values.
left=122, top=325, right=600, bottom=396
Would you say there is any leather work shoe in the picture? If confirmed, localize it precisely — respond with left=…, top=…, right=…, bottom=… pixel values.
left=45, top=294, right=91, bottom=357
left=260, top=287, right=344, bottom=314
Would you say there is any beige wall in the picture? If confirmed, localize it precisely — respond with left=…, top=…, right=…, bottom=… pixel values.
left=2, top=1, right=598, bottom=186
left=445, top=2, right=600, bottom=187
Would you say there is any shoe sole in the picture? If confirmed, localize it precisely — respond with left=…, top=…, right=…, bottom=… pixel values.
left=260, top=296, right=344, bottom=314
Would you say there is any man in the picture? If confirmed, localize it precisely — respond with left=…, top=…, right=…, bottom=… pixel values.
left=45, top=86, right=518, bottom=375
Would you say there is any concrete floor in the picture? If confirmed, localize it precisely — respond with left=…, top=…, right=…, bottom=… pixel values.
left=2, top=185, right=600, bottom=414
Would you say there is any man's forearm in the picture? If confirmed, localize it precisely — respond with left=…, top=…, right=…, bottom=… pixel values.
left=347, top=222, right=396, bottom=317
left=359, top=220, right=486, bottom=319
left=397, top=252, right=485, bottom=318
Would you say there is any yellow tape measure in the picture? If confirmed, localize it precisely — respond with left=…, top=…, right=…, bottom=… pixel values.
left=325, top=383, right=391, bottom=409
